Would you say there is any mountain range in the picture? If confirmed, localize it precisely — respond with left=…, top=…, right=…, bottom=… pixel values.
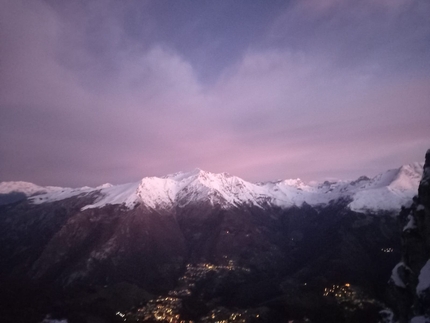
left=0, top=161, right=425, bottom=323
left=0, top=162, right=423, bottom=213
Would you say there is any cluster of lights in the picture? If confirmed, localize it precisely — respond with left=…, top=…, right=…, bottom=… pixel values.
left=168, top=288, right=192, bottom=297
left=323, top=283, right=382, bottom=311
left=323, top=284, right=352, bottom=298
left=381, top=248, right=394, bottom=253
left=129, top=296, right=187, bottom=322
left=125, top=262, right=254, bottom=322
left=179, top=262, right=250, bottom=287
left=200, top=307, right=260, bottom=323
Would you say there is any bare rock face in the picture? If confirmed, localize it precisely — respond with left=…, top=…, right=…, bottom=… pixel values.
left=389, top=149, right=430, bottom=323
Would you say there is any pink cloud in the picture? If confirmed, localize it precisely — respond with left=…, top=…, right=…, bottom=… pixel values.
left=0, top=0, right=429, bottom=186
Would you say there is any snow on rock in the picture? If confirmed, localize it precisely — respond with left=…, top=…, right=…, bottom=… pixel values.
left=391, top=262, right=409, bottom=288
left=0, top=162, right=423, bottom=213
left=348, top=163, right=423, bottom=212
left=31, top=186, right=95, bottom=205
left=403, top=213, right=417, bottom=231
left=0, top=181, right=98, bottom=205
left=96, top=183, right=113, bottom=189
left=389, top=163, right=424, bottom=191
left=348, top=187, right=412, bottom=212
left=162, top=169, right=267, bottom=208
left=0, top=181, right=55, bottom=196
left=411, top=316, right=430, bottom=323
left=81, top=182, right=140, bottom=210
left=263, top=179, right=328, bottom=208
left=417, top=259, right=430, bottom=295
left=41, top=315, right=68, bottom=323
left=136, top=176, right=176, bottom=209
left=0, top=181, right=97, bottom=204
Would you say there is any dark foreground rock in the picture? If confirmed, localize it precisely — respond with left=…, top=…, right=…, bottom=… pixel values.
left=388, top=150, right=430, bottom=323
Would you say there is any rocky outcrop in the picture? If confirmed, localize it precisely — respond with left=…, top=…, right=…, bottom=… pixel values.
left=389, top=149, right=430, bottom=323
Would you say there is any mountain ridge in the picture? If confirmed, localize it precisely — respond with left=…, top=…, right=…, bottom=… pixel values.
left=0, top=162, right=424, bottom=214
left=1, top=159, right=427, bottom=322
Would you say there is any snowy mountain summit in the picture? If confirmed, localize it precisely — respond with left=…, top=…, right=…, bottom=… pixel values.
left=0, top=163, right=424, bottom=214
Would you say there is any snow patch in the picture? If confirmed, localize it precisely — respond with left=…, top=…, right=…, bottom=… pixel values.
left=411, top=316, right=430, bottom=323
left=403, top=214, right=417, bottom=231
left=96, top=183, right=113, bottom=189
left=30, top=186, right=95, bottom=204
left=391, top=262, right=408, bottom=288
left=41, top=315, right=68, bottom=323
left=81, top=182, right=140, bottom=210
left=0, top=181, right=55, bottom=196
left=417, top=259, right=430, bottom=294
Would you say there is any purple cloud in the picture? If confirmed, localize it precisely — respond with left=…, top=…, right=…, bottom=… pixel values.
left=0, top=0, right=429, bottom=186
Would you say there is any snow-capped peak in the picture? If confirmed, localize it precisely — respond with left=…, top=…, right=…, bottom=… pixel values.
left=0, top=162, right=424, bottom=214
left=346, top=162, right=423, bottom=212
left=388, top=163, right=424, bottom=191
left=162, top=169, right=265, bottom=208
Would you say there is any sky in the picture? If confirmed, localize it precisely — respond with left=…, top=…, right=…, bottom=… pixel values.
left=0, top=0, right=429, bottom=187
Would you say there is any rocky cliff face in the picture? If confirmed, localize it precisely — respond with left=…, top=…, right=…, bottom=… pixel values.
left=389, top=150, right=430, bottom=323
